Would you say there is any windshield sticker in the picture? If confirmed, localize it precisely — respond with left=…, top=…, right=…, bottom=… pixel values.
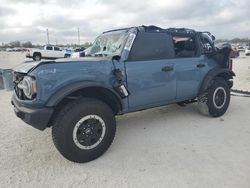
left=124, top=33, right=136, bottom=51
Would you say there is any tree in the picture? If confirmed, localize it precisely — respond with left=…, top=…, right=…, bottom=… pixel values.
left=22, top=41, right=33, bottom=48
left=81, top=42, right=92, bottom=48
left=9, top=40, right=21, bottom=47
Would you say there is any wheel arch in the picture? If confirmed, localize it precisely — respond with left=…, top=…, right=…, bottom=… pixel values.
left=46, top=81, right=123, bottom=114
left=46, top=82, right=123, bottom=128
left=199, top=68, right=235, bottom=95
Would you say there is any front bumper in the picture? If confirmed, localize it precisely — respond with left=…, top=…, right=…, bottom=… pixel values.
left=11, top=95, right=54, bottom=130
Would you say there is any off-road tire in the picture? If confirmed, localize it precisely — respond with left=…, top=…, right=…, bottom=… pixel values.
left=199, top=77, right=230, bottom=117
left=52, top=98, right=116, bottom=163
left=33, top=53, right=41, bottom=61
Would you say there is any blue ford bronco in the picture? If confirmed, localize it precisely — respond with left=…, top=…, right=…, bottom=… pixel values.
left=11, top=25, right=235, bottom=163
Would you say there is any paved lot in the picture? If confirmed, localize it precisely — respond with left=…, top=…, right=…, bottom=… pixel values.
left=0, top=53, right=250, bottom=187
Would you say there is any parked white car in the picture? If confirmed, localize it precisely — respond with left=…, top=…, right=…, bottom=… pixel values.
left=6, top=48, right=14, bottom=52
left=26, top=45, right=66, bottom=61
left=71, top=47, right=91, bottom=58
left=245, top=47, right=250, bottom=56
left=237, top=46, right=245, bottom=52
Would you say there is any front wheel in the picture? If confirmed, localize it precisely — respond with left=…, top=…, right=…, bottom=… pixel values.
left=198, top=77, right=230, bottom=117
left=52, top=98, right=116, bottom=163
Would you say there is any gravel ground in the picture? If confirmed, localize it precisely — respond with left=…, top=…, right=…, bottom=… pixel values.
left=0, top=52, right=250, bottom=188
left=0, top=52, right=28, bottom=69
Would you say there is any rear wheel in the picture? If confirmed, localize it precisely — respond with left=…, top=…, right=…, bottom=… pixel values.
left=33, top=53, right=41, bottom=61
left=198, top=77, right=230, bottom=117
left=52, top=98, right=116, bottom=163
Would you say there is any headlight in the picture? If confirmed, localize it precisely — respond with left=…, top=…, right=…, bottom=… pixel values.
left=17, top=76, right=37, bottom=99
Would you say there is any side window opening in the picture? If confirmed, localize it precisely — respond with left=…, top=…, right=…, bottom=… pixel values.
left=200, top=37, right=214, bottom=53
left=54, top=47, right=61, bottom=51
left=128, top=32, right=175, bottom=61
left=173, top=36, right=197, bottom=58
left=46, top=46, right=53, bottom=50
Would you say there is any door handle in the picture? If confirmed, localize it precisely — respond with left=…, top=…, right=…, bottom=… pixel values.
left=197, top=64, right=205, bottom=68
left=162, top=66, right=174, bottom=72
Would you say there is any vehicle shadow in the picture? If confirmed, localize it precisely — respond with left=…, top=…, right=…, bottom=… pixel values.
left=114, top=103, right=209, bottom=147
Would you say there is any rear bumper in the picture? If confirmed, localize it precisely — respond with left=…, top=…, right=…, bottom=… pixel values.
left=11, top=95, right=54, bottom=130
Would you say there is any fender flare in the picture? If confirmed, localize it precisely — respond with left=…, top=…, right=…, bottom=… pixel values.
left=198, top=68, right=235, bottom=94
left=45, top=81, right=123, bottom=110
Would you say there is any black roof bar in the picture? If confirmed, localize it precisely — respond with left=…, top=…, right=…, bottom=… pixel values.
left=103, top=27, right=133, bottom=34
left=102, top=25, right=213, bottom=37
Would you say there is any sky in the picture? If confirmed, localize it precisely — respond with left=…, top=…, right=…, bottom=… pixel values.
left=0, top=0, right=249, bottom=45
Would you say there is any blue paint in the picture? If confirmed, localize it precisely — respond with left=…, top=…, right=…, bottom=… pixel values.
left=12, top=27, right=221, bottom=114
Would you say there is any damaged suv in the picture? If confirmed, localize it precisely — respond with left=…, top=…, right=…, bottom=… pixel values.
left=12, top=25, right=235, bottom=163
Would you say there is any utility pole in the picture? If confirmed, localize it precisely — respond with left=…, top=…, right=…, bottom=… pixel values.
left=46, top=28, right=50, bottom=45
left=77, top=27, right=80, bottom=46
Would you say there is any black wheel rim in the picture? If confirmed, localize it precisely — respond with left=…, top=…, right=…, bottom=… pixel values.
left=73, top=115, right=106, bottom=150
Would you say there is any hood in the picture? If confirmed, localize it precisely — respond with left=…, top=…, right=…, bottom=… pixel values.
left=13, top=61, right=43, bottom=74
left=13, top=57, right=111, bottom=74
